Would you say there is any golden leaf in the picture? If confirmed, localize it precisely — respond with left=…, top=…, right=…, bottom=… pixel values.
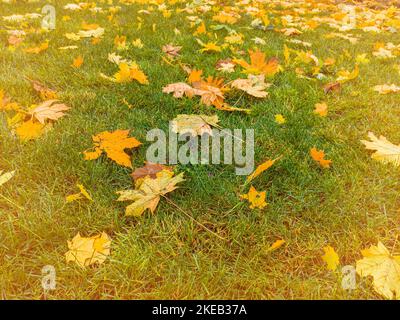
left=356, top=242, right=400, bottom=300
left=84, top=130, right=141, bottom=168
left=322, top=245, right=340, bottom=271
left=240, top=186, right=267, bottom=209
left=15, top=120, right=45, bottom=142
left=246, top=158, right=278, bottom=183
left=66, top=232, right=111, bottom=267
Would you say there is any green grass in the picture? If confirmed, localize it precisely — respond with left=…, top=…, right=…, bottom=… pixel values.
left=0, top=0, right=399, bottom=299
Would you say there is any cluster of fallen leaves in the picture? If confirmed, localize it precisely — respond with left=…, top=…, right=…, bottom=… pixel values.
left=321, top=242, right=400, bottom=300
left=1, top=0, right=400, bottom=299
left=1, top=85, right=70, bottom=142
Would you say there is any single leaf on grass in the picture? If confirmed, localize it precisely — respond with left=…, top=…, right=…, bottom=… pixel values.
left=66, top=183, right=93, bottom=202
left=373, top=84, right=400, bottom=94
left=322, top=245, right=340, bottom=271
left=65, top=232, right=111, bottom=267
left=72, top=55, right=84, bottom=68
left=246, top=158, right=279, bottom=183
left=28, top=100, right=70, bottom=124
left=275, top=114, right=286, bottom=124
left=83, top=129, right=141, bottom=168
left=356, top=242, right=400, bottom=300
left=162, top=44, right=181, bottom=59
left=310, top=147, right=332, bottom=168
left=162, top=82, right=200, bottom=98
left=361, top=132, right=400, bottom=166
left=117, top=170, right=185, bottom=216
left=171, top=114, right=220, bottom=136
left=240, top=186, right=267, bottom=209
left=266, top=239, right=285, bottom=253
left=314, top=102, right=328, bottom=117
left=0, top=170, right=15, bottom=186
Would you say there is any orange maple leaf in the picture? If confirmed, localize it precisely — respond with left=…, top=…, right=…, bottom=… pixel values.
left=310, top=147, right=332, bottom=168
left=234, top=49, right=279, bottom=76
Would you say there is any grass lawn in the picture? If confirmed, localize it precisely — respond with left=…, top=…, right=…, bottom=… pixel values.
left=0, top=0, right=399, bottom=299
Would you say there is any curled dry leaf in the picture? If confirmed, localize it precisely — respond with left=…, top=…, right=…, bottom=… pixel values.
left=246, top=158, right=278, bottom=183
left=323, top=82, right=341, bottom=94
left=162, top=82, right=199, bottom=98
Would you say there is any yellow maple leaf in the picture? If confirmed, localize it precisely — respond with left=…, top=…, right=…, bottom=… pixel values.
left=114, top=63, right=148, bottom=84
left=83, top=129, right=141, bottom=168
left=322, top=245, right=340, bottom=271
left=116, top=170, right=185, bottom=216
left=65, top=232, right=111, bottom=267
left=361, top=132, right=400, bottom=166
left=314, top=102, right=328, bottom=117
left=356, top=242, right=400, bottom=299
left=240, top=186, right=267, bottom=209
left=275, top=114, right=286, bottom=124
left=171, top=114, right=220, bottom=136
left=15, top=120, right=45, bottom=142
